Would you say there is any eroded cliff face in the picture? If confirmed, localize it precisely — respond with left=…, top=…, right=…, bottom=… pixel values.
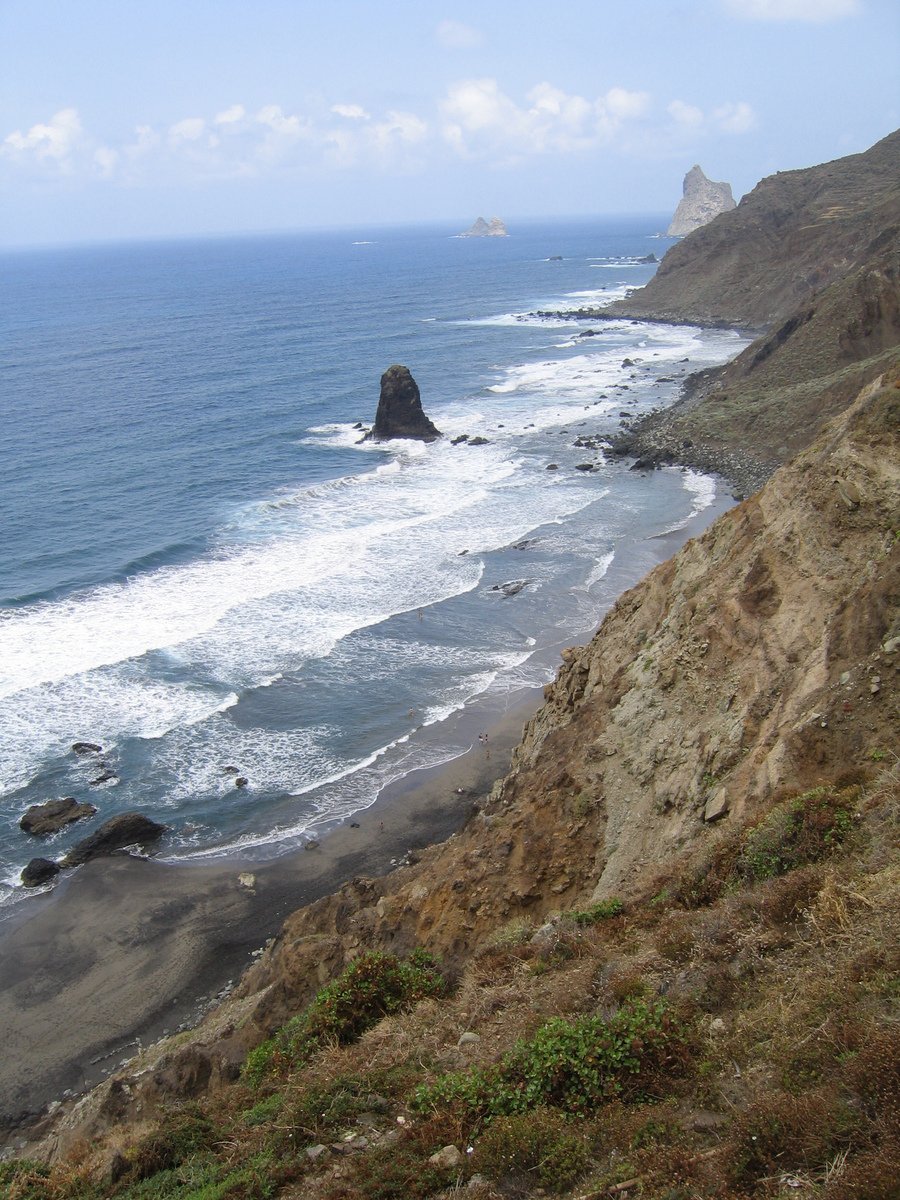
left=37, top=370, right=898, bottom=1158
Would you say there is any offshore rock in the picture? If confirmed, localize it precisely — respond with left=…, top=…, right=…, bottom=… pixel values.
left=20, top=798, right=97, bottom=836
left=61, top=813, right=167, bottom=867
left=667, top=165, right=735, bottom=236
left=368, top=366, right=441, bottom=442
left=461, top=216, right=508, bottom=237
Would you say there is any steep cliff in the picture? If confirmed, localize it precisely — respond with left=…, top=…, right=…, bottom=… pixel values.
left=666, top=165, right=736, bottom=237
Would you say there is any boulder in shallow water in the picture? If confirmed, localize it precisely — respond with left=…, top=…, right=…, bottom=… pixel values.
left=61, top=813, right=167, bottom=867
left=21, top=858, right=61, bottom=887
left=19, top=798, right=97, bottom=836
left=72, top=741, right=102, bottom=755
left=367, top=365, right=441, bottom=442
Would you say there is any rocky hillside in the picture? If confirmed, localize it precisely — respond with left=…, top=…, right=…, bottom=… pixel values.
left=8, top=362, right=896, bottom=1200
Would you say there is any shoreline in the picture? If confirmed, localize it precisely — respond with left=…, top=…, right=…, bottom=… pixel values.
left=0, top=482, right=736, bottom=1145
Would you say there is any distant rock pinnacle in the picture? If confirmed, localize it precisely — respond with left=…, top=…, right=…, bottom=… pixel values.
left=667, top=165, right=736, bottom=236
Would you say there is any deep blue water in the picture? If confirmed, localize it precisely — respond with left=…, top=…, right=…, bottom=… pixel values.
left=0, top=219, right=747, bottom=902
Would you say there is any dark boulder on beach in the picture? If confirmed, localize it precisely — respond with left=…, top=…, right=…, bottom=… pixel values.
left=61, top=813, right=167, bottom=867
left=367, top=365, right=441, bottom=442
left=19, top=798, right=97, bottom=836
left=21, top=858, right=61, bottom=887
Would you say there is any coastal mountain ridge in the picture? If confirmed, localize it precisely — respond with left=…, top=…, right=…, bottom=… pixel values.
left=609, top=129, right=900, bottom=492
left=610, top=128, right=900, bottom=330
left=3, top=139, right=898, bottom=1199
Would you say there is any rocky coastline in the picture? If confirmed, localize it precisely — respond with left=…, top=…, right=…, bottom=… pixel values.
left=2, top=133, right=897, bottom=1196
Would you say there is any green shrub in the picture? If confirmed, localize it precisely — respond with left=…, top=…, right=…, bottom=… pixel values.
left=412, top=998, right=685, bottom=1127
left=473, top=1108, right=590, bottom=1192
left=241, top=1093, right=283, bottom=1127
left=736, top=787, right=857, bottom=883
left=243, top=950, right=447, bottom=1086
left=565, top=898, right=624, bottom=925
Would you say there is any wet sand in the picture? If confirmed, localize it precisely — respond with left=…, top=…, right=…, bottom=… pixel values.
left=0, top=486, right=736, bottom=1142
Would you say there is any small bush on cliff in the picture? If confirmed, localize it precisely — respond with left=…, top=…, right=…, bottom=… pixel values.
left=565, top=898, right=624, bottom=925
left=412, top=997, right=686, bottom=1128
left=672, top=784, right=860, bottom=908
left=244, top=950, right=447, bottom=1086
left=736, top=786, right=857, bottom=883
left=473, top=1107, right=591, bottom=1192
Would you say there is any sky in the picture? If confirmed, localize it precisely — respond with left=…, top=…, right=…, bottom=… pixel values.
left=1, top=0, right=898, bottom=247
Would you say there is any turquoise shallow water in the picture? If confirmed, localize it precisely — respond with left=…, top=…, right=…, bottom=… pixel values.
left=0, top=219, right=747, bottom=900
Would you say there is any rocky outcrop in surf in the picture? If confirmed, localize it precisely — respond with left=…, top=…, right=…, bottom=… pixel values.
left=367, top=365, right=441, bottom=442
left=667, top=165, right=735, bottom=236
left=19, top=799, right=97, bottom=837
left=60, top=813, right=167, bottom=868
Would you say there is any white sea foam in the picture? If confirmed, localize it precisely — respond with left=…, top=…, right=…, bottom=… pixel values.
left=583, top=550, right=616, bottom=590
left=0, top=414, right=614, bottom=799
left=682, top=468, right=717, bottom=514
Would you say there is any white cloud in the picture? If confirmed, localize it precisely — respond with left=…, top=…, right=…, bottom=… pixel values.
left=714, top=101, right=756, bottom=133
left=169, top=116, right=206, bottom=143
left=440, top=78, right=651, bottom=159
left=724, top=0, right=860, bottom=21
left=372, top=110, right=428, bottom=148
left=436, top=19, right=483, bottom=49
left=93, top=145, right=118, bottom=177
left=3, top=107, right=82, bottom=162
left=605, top=87, right=651, bottom=121
left=666, top=97, right=755, bottom=136
left=331, top=104, right=370, bottom=120
left=256, top=104, right=308, bottom=139
left=215, top=105, right=246, bottom=126
left=668, top=99, right=704, bottom=128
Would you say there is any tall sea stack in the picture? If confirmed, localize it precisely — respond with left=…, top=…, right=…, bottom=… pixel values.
left=368, top=365, right=442, bottom=442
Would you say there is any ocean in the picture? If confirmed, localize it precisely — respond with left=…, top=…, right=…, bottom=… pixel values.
left=0, top=218, right=747, bottom=908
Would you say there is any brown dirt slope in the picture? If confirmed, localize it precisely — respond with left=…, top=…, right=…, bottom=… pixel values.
left=26, top=365, right=898, bottom=1178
